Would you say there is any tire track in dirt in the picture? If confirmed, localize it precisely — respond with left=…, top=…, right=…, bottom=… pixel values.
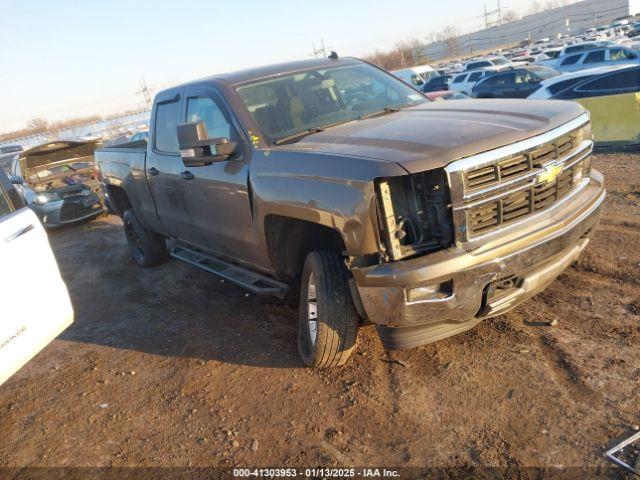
left=535, top=333, right=595, bottom=402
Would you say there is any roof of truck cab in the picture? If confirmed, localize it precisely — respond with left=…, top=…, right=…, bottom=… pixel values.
left=179, top=57, right=364, bottom=88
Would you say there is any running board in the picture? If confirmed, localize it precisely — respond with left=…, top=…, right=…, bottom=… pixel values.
left=171, top=245, right=289, bottom=297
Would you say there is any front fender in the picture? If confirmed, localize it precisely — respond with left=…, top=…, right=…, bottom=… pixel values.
left=250, top=150, right=407, bottom=256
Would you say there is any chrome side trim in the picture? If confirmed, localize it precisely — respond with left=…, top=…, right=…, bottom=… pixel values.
left=444, top=112, right=590, bottom=176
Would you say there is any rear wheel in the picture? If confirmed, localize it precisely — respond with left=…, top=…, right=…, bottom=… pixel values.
left=122, top=209, right=169, bottom=267
left=298, top=251, right=360, bottom=368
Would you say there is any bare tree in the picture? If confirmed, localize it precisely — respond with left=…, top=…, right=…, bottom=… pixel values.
left=502, top=9, right=520, bottom=23
left=363, top=37, right=427, bottom=70
left=529, top=0, right=543, bottom=14
left=436, top=25, right=460, bottom=57
left=27, top=118, right=49, bottom=134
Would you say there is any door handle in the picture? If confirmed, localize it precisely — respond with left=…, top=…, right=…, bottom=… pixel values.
left=147, top=167, right=160, bottom=176
left=180, top=171, right=195, bottom=180
left=5, top=224, right=34, bottom=243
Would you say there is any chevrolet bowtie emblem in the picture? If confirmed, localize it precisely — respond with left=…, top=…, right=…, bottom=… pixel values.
left=537, top=161, right=563, bottom=185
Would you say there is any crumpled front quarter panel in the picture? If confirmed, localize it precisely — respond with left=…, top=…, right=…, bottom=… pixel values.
left=250, top=149, right=407, bottom=256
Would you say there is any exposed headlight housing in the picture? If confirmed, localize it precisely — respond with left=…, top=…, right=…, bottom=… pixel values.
left=376, top=169, right=454, bottom=262
left=33, top=192, right=60, bottom=205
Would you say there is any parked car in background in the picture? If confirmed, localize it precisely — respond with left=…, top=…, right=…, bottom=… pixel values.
left=544, top=65, right=640, bottom=145
left=559, top=40, right=616, bottom=57
left=556, top=46, right=639, bottom=72
left=528, top=65, right=630, bottom=99
left=421, top=74, right=451, bottom=93
left=628, top=22, right=640, bottom=38
left=472, top=66, right=559, bottom=98
left=424, top=91, right=470, bottom=101
left=464, top=56, right=512, bottom=71
left=9, top=140, right=105, bottom=228
left=391, top=65, right=437, bottom=88
left=0, top=145, right=23, bottom=172
left=542, top=47, right=562, bottom=59
left=0, top=167, right=74, bottom=386
left=450, top=68, right=499, bottom=95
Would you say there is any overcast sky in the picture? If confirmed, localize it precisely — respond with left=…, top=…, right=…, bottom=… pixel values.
left=0, top=0, right=565, bottom=133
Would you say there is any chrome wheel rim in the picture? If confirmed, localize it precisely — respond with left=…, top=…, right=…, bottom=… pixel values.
left=307, top=273, right=318, bottom=346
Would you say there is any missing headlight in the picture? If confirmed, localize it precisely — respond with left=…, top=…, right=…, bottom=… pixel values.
left=376, top=169, right=454, bottom=261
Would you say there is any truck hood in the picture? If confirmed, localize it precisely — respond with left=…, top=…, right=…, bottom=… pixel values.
left=275, top=99, right=586, bottom=174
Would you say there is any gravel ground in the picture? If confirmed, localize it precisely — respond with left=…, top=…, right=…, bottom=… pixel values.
left=1, top=153, right=639, bottom=479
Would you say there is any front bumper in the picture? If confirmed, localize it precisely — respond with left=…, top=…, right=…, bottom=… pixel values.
left=31, top=192, right=105, bottom=228
left=351, top=170, right=605, bottom=349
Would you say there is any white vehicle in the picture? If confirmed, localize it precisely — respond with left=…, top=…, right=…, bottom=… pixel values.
left=556, top=46, right=639, bottom=72
left=527, top=65, right=632, bottom=99
left=463, top=56, right=512, bottom=71
left=391, top=65, right=437, bottom=88
left=449, top=67, right=501, bottom=95
left=559, top=40, right=615, bottom=57
left=0, top=168, right=73, bottom=386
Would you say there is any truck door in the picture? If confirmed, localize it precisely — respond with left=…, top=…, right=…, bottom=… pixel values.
left=177, top=86, right=257, bottom=264
left=145, top=90, right=196, bottom=241
left=0, top=173, right=74, bottom=386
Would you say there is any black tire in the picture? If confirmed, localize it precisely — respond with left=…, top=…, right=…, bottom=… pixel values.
left=122, top=209, right=169, bottom=268
left=298, top=251, right=360, bottom=368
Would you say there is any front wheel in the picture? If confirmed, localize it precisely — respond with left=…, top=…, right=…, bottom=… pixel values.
left=122, top=209, right=169, bottom=267
left=298, top=251, right=360, bottom=368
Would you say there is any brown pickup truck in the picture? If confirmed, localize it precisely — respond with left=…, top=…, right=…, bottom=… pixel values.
left=95, top=57, right=604, bottom=368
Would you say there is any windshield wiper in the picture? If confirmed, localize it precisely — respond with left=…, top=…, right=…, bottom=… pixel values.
left=357, top=107, right=401, bottom=120
left=274, top=127, right=326, bottom=145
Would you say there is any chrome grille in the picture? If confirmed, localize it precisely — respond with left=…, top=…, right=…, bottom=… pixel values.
left=468, top=166, right=576, bottom=234
left=463, top=132, right=576, bottom=192
left=445, top=113, right=593, bottom=242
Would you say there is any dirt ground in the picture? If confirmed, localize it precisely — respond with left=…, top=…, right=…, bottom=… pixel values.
left=1, top=152, right=639, bottom=478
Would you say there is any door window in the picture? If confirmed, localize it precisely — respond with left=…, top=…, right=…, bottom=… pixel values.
left=186, top=97, right=233, bottom=140
left=610, top=48, right=638, bottom=61
left=487, top=73, right=515, bottom=87
left=453, top=74, right=468, bottom=84
left=561, top=54, right=581, bottom=66
left=577, top=67, right=640, bottom=94
left=0, top=186, right=13, bottom=218
left=154, top=100, right=180, bottom=153
left=468, top=71, right=483, bottom=82
left=583, top=50, right=605, bottom=64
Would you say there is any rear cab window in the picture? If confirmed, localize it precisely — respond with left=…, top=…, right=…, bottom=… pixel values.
left=154, top=100, right=180, bottom=153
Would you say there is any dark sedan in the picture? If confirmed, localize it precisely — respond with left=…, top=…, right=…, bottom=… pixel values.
left=472, top=66, right=559, bottom=98
left=421, top=75, right=451, bottom=93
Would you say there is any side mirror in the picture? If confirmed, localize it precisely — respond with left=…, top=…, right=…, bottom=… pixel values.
left=9, top=176, right=23, bottom=185
left=177, top=121, right=237, bottom=167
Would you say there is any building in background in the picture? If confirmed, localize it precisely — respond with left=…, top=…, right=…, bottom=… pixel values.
left=415, top=0, right=639, bottom=62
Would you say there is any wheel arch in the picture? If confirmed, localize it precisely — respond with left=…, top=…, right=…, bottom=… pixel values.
left=264, top=214, right=347, bottom=281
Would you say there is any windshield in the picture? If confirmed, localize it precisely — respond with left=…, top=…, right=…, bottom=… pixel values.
left=236, top=63, right=427, bottom=143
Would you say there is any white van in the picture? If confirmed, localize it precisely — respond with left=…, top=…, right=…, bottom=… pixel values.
left=0, top=168, right=73, bottom=386
left=391, top=65, right=438, bottom=88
